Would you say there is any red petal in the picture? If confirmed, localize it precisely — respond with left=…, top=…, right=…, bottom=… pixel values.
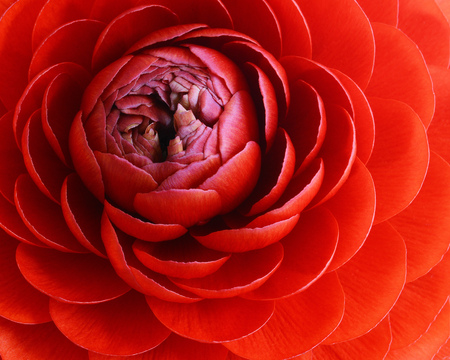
left=357, top=0, right=398, bottom=25
left=16, top=243, right=130, bottom=304
left=224, top=273, right=345, bottom=359
left=147, top=296, right=274, bottom=342
left=325, top=158, right=375, bottom=271
left=104, top=200, right=187, bottom=242
left=91, top=5, right=179, bottom=73
left=0, top=233, right=51, bottom=324
left=133, top=234, right=230, bottom=279
left=170, top=242, right=283, bottom=298
left=14, top=174, right=88, bottom=253
left=244, top=207, right=338, bottom=300
left=50, top=291, right=170, bottom=356
left=29, top=19, right=105, bottom=80
left=0, top=0, right=47, bottom=108
left=326, top=222, right=406, bottom=343
left=365, top=23, right=434, bottom=128
left=366, top=98, right=429, bottom=223
left=22, top=109, right=72, bottom=204
left=298, top=0, right=375, bottom=89
left=0, top=318, right=89, bottom=359
left=398, top=0, right=450, bottom=67
left=389, top=152, right=450, bottom=281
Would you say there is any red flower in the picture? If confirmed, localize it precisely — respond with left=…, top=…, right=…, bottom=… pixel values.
left=0, top=0, right=449, bottom=359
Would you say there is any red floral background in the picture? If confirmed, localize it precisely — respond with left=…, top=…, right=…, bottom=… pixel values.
left=0, top=0, right=449, bottom=359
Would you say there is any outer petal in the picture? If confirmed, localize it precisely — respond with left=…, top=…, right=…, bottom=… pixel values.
left=356, top=0, right=398, bottom=25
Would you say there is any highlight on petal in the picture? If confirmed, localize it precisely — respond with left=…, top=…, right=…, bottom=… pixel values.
left=50, top=291, right=171, bottom=356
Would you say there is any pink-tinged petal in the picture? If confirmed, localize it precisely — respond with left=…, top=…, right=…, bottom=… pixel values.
left=222, top=41, right=290, bottom=121
left=310, top=104, right=356, bottom=206
left=434, top=337, right=450, bottom=360
left=13, top=62, right=91, bottom=149
left=297, top=0, right=375, bottom=89
left=244, top=207, right=338, bottom=300
left=325, top=222, right=406, bottom=344
left=0, top=111, right=27, bottom=203
left=220, top=0, right=281, bottom=58
left=366, top=98, right=429, bottom=223
left=42, top=73, right=83, bottom=167
left=133, top=234, right=230, bottom=279
left=389, top=152, right=450, bottom=281
left=365, top=23, right=435, bottom=128
left=265, top=0, right=311, bottom=57
left=357, top=0, right=399, bottom=25
left=83, top=100, right=107, bottom=152
left=91, top=5, right=179, bottom=73
left=31, top=0, right=94, bottom=51
left=14, top=174, right=88, bottom=253
left=134, top=188, right=222, bottom=228
left=16, top=243, right=130, bottom=304
left=0, top=233, right=51, bottom=324
left=0, top=318, right=89, bottom=359
left=325, top=158, right=375, bottom=271
left=50, top=291, right=170, bottom=356
left=148, top=296, right=274, bottom=343
left=225, top=273, right=345, bottom=359
left=0, top=194, right=45, bottom=247
left=61, top=174, right=107, bottom=257
left=69, top=111, right=105, bottom=201
left=95, top=152, right=158, bottom=212
left=29, top=19, right=105, bottom=80
left=104, top=201, right=186, bottom=242
left=89, top=333, right=229, bottom=360
left=332, top=69, right=375, bottom=164
left=385, top=302, right=450, bottom=360
left=313, top=317, right=392, bottom=360
left=22, top=109, right=72, bottom=204
left=239, top=128, right=295, bottom=216
left=398, top=0, right=450, bottom=67
left=170, top=242, right=283, bottom=298
left=427, top=66, right=450, bottom=165
left=281, top=79, right=325, bottom=173
left=388, top=252, right=450, bottom=350
left=0, top=0, right=47, bottom=109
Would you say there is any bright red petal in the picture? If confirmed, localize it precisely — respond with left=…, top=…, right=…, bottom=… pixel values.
left=356, top=0, right=398, bottom=25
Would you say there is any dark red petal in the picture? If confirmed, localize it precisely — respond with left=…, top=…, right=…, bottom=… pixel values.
left=170, top=242, right=283, bottom=298
left=0, top=0, right=47, bottom=108
left=386, top=301, right=450, bottom=360
left=325, top=158, right=375, bottom=271
left=133, top=234, right=230, bottom=279
left=61, top=174, right=106, bottom=257
left=389, top=152, right=450, bottom=281
left=224, top=273, right=345, bottom=359
left=42, top=73, right=83, bottom=167
left=297, top=0, right=375, bottom=89
left=366, top=98, right=429, bottom=223
left=325, top=222, right=406, bottom=344
left=398, top=0, right=450, bottom=67
left=0, top=111, right=27, bottom=203
left=0, top=318, right=89, bottom=359
left=17, top=243, right=130, bottom=304
left=0, top=233, right=51, bottom=324
left=22, top=109, right=72, bottom=204
left=14, top=174, right=88, bottom=253
left=244, top=207, right=338, bottom=300
left=104, top=201, right=187, bottom=242
left=50, top=291, right=170, bottom=356
left=29, top=19, right=105, bottom=80
left=313, top=317, right=392, bottom=360
left=147, top=296, right=274, bottom=342
left=92, top=5, right=179, bottom=73
left=357, top=0, right=398, bottom=25
left=388, top=252, right=450, bottom=350
left=134, top=188, right=222, bottom=227
left=365, top=23, right=435, bottom=128
left=220, top=0, right=281, bottom=58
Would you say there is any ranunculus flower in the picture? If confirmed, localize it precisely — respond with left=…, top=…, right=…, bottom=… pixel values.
left=0, top=0, right=449, bottom=358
